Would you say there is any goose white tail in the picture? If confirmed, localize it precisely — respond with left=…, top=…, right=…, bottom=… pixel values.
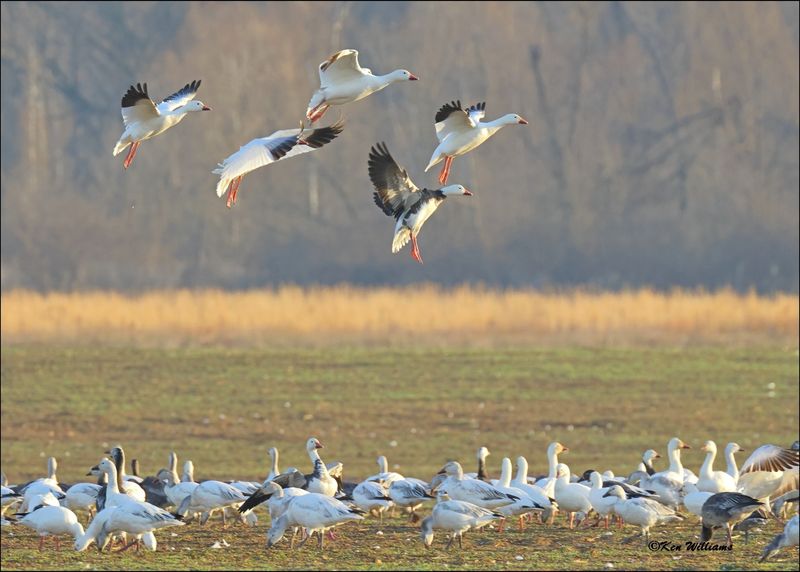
left=113, top=138, right=131, bottom=157
left=424, top=153, right=443, bottom=172
left=392, top=227, right=411, bottom=253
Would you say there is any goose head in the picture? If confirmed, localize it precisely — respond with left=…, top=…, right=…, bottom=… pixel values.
left=420, top=516, right=434, bottom=548
left=725, top=443, right=745, bottom=455
left=549, top=442, right=569, bottom=456
left=602, top=485, right=626, bottom=500
left=589, top=471, right=603, bottom=488
left=387, top=69, right=418, bottom=82
left=477, top=446, right=490, bottom=461
left=555, top=463, right=571, bottom=480
left=668, top=437, right=691, bottom=452
left=440, top=184, right=473, bottom=196
left=266, top=513, right=289, bottom=548
left=643, top=449, right=661, bottom=463
left=700, top=441, right=718, bottom=454
left=92, top=458, right=116, bottom=479
left=184, top=100, right=212, bottom=112
left=306, top=438, right=324, bottom=452
left=499, top=113, right=528, bottom=126
left=437, top=461, right=463, bottom=478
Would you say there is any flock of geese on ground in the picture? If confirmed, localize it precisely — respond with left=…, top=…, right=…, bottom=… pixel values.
left=111, top=49, right=528, bottom=264
left=1, top=437, right=798, bottom=562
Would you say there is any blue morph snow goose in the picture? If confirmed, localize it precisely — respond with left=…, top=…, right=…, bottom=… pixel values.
left=305, top=49, right=417, bottom=123
left=213, top=121, right=343, bottom=208
left=700, top=491, right=764, bottom=546
left=369, top=142, right=472, bottom=264
left=113, top=80, right=211, bottom=169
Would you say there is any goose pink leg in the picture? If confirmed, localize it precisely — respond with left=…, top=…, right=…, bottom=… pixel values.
left=438, top=156, right=453, bottom=185
left=123, top=141, right=140, bottom=170
left=309, top=104, right=330, bottom=123
left=410, top=235, right=423, bottom=264
left=226, top=176, right=243, bottom=208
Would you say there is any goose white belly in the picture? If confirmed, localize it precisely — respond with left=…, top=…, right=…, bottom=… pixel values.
left=322, top=77, right=383, bottom=105
left=287, top=494, right=362, bottom=532
left=738, top=471, right=785, bottom=499
left=397, top=197, right=443, bottom=236
left=127, top=114, right=185, bottom=143
left=683, top=490, right=713, bottom=517
left=554, top=482, right=592, bottom=513
left=439, top=128, right=494, bottom=157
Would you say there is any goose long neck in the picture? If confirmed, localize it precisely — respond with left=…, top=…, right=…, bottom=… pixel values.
left=668, top=444, right=684, bottom=474
left=378, top=456, right=388, bottom=473
left=547, top=446, right=559, bottom=478
left=106, top=464, right=121, bottom=496
left=516, top=457, right=528, bottom=482
left=477, top=456, right=489, bottom=481
left=270, top=449, right=279, bottom=478
left=47, top=457, right=57, bottom=480
left=309, top=448, right=329, bottom=478
left=699, top=448, right=715, bottom=478
left=168, top=452, right=178, bottom=473
left=724, top=448, right=738, bottom=478
left=500, top=459, right=512, bottom=488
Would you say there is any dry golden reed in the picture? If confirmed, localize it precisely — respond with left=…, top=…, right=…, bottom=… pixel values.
left=2, top=286, right=797, bottom=346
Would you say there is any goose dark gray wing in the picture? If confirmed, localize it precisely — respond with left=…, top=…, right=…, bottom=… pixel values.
left=369, top=142, right=419, bottom=219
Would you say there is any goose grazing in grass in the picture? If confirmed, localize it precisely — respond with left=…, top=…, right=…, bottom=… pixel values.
left=420, top=497, right=504, bottom=550
left=554, top=463, right=592, bottom=529
left=737, top=444, right=799, bottom=511
left=351, top=480, right=393, bottom=522
left=388, top=478, right=435, bottom=522
left=213, top=120, right=344, bottom=208
left=305, top=49, right=418, bottom=123
left=425, top=100, right=528, bottom=184
left=75, top=502, right=181, bottom=553
left=15, top=505, right=84, bottom=551
left=603, top=485, right=683, bottom=544
left=436, top=461, right=518, bottom=510
left=697, top=440, right=738, bottom=493
left=494, top=457, right=548, bottom=531
left=113, top=80, right=211, bottom=169
left=369, top=142, right=473, bottom=264
left=700, top=492, right=764, bottom=546
left=258, top=483, right=364, bottom=550
left=464, top=447, right=491, bottom=482
left=760, top=514, right=799, bottom=562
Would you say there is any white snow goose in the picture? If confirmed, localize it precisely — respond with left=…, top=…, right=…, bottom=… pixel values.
left=175, top=477, right=247, bottom=527
left=113, top=80, right=211, bottom=169
left=262, top=484, right=364, bottom=550
left=435, top=461, right=518, bottom=510
left=553, top=463, right=592, bottom=529
left=154, top=463, right=198, bottom=511
left=14, top=504, right=84, bottom=551
left=388, top=478, right=435, bottom=522
left=425, top=100, right=527, bottom=184
left=639, top=449, right=661, bottom=475
left=680, top=482, right=713, bottom=517
left=213, top=120, right=343, bottom=208
left=722, top=442, right=744, bottom=483
left=369, top=142, right=472, bottom=264
left=351, top=480, right=393, bottom=522
left=420, top=497, right=503, bottom=550
left=494, top=457, right=549, bottom=532
left=534, top=442, right=569, bottom=495
left=306, top=49, right=418, bottom=123
left=237, top=480, right=309, bottom=522
left=603, top=485, right=683, bottom=544
left=696, top=440, right=738, bottom=493
left=364, top=455, right=405, bottom=487
left=737, top=443, right=799, bottom=511
left=635, top=437, right=691, bottom=507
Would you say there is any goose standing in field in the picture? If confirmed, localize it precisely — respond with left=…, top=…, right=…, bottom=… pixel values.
left=74, top=500, right=182, bottom=553
left=680, top=482, right=713, bottom=518
left=510, top=456, right=555, bottom=512
left=238, top=479, right=309, bottom=522
left=364, top=455, right=405, bottom=487
left=587, top=471, right=620, bottom=529
left=75, top=506, right=154, bottom=553
left=176, top=477, right=247, bottom=526
left=464, top=447, right=492, bottom=482
left=700, top=492, right=764, bottom=546
left=722, top=442, right=744, bottom=484
left=62, top=481, right=103, bottom=518
left=305, top=49, right=418, bottom=123
left=351, top=480, right=393, bottom=522
left=697, top=440, right=738, bottom=493
left=534, top=442, right=570, bottom=495
left=737, top=444, right=799, bottom=511
left=494, top=457, right=548, bottom=531
left=258, top=483, right=364, bottom=550
left=301, top=437, right=338, bottom=497
left=155, top=465, right=198, bottom=511
left=17, top=457, right=63, bottom=511
left=435, top=461, right=518, bottom=509
left=388, top=478, right=435, bottom=522
left=113, top=80, right=211, bottom=169
left=425, top=100, right=528, bottom=185
left=14, top=504, right=84, bottom=551
left=420, top=497, right=504, bottom=550
left=632, top=437, right=691, bottom=508
left=554, top=463, right=592, bottom=529
left=213, top=120, right=344, bottom=208
left=760, top=514, right=799, bottom=562
left=369, top=142, right=473, bottom=264
left=603, top=485, right=683, bottom=544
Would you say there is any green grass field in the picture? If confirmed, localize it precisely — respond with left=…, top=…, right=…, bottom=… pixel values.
left=1, top=345, right=798, bottom=570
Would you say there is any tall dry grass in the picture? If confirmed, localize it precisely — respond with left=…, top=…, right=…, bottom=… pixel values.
left=1, top=286, right=797, bottom=346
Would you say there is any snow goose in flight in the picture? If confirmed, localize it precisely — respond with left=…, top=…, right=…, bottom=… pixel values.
left=425, top=100, right=528, bottom=184
left=420, top=497, right=503, bottom=550
left=258, top=483, right=364, bottom=550
left=700, top=491, right=764, bottom=546
left=737, top=444, right=799, bottom=511
left=435, top=461, right=518, bottom=509
left=14, top=504, right=84, bottom=551
left=554, top=463, right=592, bottom=529
left=113, top=80, right=211, bottom=169
left=760, top=514, right=799, bottom=562
left=369, top=142, right=472, bottom=264
left=603, top=485, right=683, bottom=544
left=696, top=440, right=737, bottom=493
left=306, top=49, right=418, bottom=123
left=213, top=120, right=343, bottom=208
